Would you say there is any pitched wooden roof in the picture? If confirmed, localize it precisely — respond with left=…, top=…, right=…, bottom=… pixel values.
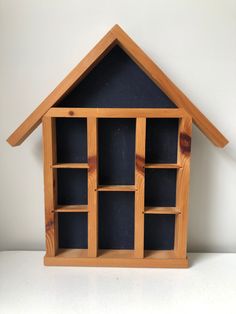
left=7, top=24, right=228, bottom=147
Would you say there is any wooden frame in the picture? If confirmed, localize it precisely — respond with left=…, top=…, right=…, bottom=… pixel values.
left=7, top=25, right=228, bottom=269
left=43, top=108, right=191, bottom=268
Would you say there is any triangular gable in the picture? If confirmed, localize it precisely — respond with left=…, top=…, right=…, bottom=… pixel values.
left=56, top=45, right=177, bottom=108
left=7, top=24, right=228, bottom=147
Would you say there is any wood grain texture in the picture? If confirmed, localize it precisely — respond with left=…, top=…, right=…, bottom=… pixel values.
left=54, top=205, right=88, bottom=212
left=144, top=207, right=180, bottom=214
left=44, top=249, right=188, bottom=268
left=87, top=118, right=98, bottom=257
left=134, top=118, right=146, bottom=258
left=52, top=163, right=89, bottom=168
left=97, top=185, right=136, bottom=191
left=46, top=108, right=186, bottom=118
left=174, top=116, right=192, bottom=258
left=144, top=163, right=181, bottom=169
left=42, top=117, right=57, bottom=257
left=7, top=25, right=228, bottom=147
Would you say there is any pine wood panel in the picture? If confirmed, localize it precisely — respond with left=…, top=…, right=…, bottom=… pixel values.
left=52, top=163, right=89, bottom=169
left=144, top=207, right=181, bottom=214
left=54, top=205, right=88, bottom=212
left=174, top=116, right=192, bottom=258
left=144, top=163, right=182, bottom=169
left=42, top=117, right=57, bottom=257
left=134, top=118, right=146, bottom=258
left=87, top=117, right=98, bottom=257
left=46, top=108, right=186, bottom=118
left=44, top=249, right=188, bottom=268
left=97, top=185, right=136, bottom=192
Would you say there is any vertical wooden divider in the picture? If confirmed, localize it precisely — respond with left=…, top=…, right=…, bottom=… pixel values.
left=87, top=117, right=98, bottom=257
left=134, top=118, right=146, bottom=258
left=174, top=115, right=192, bottom=258
left=43, top=116, right=58, bottom=257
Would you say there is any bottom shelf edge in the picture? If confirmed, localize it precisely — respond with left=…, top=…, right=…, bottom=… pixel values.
left=44, top=250, right=188, bottom=268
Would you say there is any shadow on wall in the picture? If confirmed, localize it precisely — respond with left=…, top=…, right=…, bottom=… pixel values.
left=31, top=129, right=43, bottom=166
left=188, top=125, right=235, bottom=252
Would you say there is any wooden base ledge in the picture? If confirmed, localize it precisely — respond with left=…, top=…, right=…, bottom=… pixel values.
left=44, top=250, right=188, bottom=268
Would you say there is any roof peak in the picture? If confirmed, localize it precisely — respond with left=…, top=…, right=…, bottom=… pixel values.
left=7, top=24, right=228, bottom=147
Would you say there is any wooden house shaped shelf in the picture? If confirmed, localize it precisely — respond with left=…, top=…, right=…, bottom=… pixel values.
left=7, top=25, right=228, bottom=268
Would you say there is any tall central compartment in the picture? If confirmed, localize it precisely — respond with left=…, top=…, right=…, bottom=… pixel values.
left=98, top=118, right=136, bottom=250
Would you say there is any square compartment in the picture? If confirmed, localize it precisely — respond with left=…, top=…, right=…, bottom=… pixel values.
left=146, top=118, right=178, bottom=163
left=98, top=118, right=136, bottom=185
left=99, top=192, right=134, bottom=249
left=57, top=169, right=87, bottom=205
left=145, top=169, right=177, bottom=207
left=144, top=214, right=175, bottom=250
left=56, top=118, right=87, bottom=163
left=58, top=212, right=88, bottom=248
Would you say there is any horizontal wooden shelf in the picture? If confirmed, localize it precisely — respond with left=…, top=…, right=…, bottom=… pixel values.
left=55, top=249, right=178, bottom=259
left=52, top=163, right=89, bottom=169
left=45, top=249, right=188, bottom=267
left=54, top=205, right=88, bottom=213
left=144, top=163, right=182, bottom=169
left=144, top=207, right=181, bottom=214
left=46, top=108, right=187, bottom=118
left=97, top=185, right=137, bottom=192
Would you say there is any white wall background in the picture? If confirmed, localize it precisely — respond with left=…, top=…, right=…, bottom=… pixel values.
left=0, top=0, right=235, bottom=252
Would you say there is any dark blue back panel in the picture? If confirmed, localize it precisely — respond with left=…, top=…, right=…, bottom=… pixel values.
left=56, top=118, right=87, bottom=163
left=99, top=192, right=134, bottom=249
left=57, top=45, right=176, bottom=108
left=57, top=169, right=88, bottom=205
left=58, top=213, right=88, bottom=249
left=145, top=169, right=177, bottom=207
left=144, top=214, right=175, bottom=250
left=98, top=118, right=136, bottom=185
left=146, top=118, right=178, bottom=163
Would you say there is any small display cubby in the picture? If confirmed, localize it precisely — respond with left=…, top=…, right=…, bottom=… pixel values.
left=99, top=192, right=134, bottom=250
left=58, top=212, right=88, bottom=249
left=144, top=214, right=175, bottom=251
left=56, top=118, right=87, bottom=164
left=98, top=118, right=136, bottom=186
left=57, top=168, right=88, bottom=206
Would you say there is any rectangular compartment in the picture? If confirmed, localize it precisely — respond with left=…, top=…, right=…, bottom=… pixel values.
left=58, top=212, right=88, bottom=248
left=56, top=118, right=87, bottom=163
left=144, top=214, right=175, bottom=250
left=99, top=192, right=134, bottom=249
left=146, top=118, right=178, bottom=163
left=145, top=169, right=177, bottom=207
left=98, top=118, right=136, bottom=185
left=57, top=169, right=88, bottom=205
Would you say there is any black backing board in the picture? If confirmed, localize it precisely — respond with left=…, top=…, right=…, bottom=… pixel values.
left=146, top=118, right=178, bottom=163
left=145, top=169, right=177, bottom=207
left=57, top=45, right=176, bottom=108
left=57, top=169, right=88, bottom=205
left=56, top=118, right=87, bottom=163
left=98, top=118, right=136, bottom=185
left=99, top=192, right=134, bottom=249
left=58, top=212, right=88, bottom=248
left=144, top=214, right=175, bottom=250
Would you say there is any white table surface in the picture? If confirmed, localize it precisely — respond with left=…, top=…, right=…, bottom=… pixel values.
left=0, top=252, right=235, bottom=314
